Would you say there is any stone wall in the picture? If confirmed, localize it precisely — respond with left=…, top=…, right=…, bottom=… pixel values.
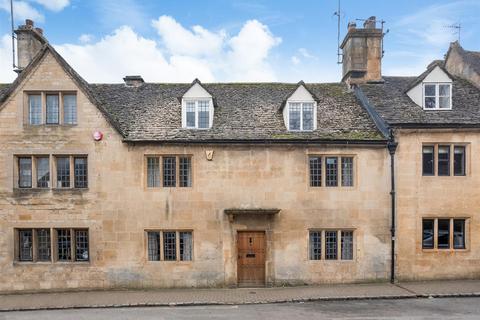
left=395, top=129, right=480, bottom=280
left=0, top=51, right=392, bottom=292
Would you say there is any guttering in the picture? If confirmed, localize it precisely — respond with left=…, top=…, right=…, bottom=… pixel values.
left=391, top=123, right=480, bottom=129
left=387, top=132, right=397, bottom=284
left=354, top=85, right=397, bottom=283
left=122, top=138, right=388, bottom=146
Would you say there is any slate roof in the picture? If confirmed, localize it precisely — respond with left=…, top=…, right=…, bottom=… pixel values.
left=0, top=83, right=10, bottom=97
left=359, top=76, right=480, bottom=127
left=89, top=82, right=386, bottom=142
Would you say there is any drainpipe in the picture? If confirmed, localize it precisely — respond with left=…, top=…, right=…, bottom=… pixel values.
left=387, top=130, right=398, bottom=283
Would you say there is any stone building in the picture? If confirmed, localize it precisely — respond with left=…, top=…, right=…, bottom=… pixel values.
left=0, top=17, right=479, bottom=292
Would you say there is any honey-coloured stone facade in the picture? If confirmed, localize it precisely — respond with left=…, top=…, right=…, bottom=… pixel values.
left=0, top=51, right=393, bottom=292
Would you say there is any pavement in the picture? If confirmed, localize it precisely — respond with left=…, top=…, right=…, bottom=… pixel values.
left=3, top=298, right=480, bottom=320
left=0, top=280, right=479, bottom=312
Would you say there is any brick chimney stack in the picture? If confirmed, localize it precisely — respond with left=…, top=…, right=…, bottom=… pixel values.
left=340, top=16, right=383, bottom=85
left=14, top=19, right=47, bottom=71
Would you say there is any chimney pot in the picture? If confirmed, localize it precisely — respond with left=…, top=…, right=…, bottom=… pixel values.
left=348, top=22, right=357, bottom=32
left=25, top=19, right=34, bottom=27
left=363, top=16, right=376, bottom=29
left=123, top=75, right=145, bottom=87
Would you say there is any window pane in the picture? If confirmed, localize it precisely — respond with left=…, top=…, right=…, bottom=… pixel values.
left=437, top=219, right=450, bottom=249
left=341, top=231, right=353, bottom=260
left=422, top=219, right=434, bottom=249
left=163, top=231, right=176, bottom=261
left=147, top=157, right=160, bottom=187
left=147, top=232, right=160, bottom=261
left=29, top=94, right=42, bottom=125
left=180, top=232, right=192, bottom=261
left=438, top=146, right=450, bottom=176
left=422, top=146, right=434, bottom=176
left=302, top=103, right=314, bottom=131
left=46, top=94, right=59, bottom=124
left=63, top=94, right=77, bottom=124
left=326, top=157, right=338, bottom=187
left=163, top=157, right=176, bottom=187
left=18, top=157, right=32, bottom=188
left=341, top=157, right=354, bottom=187
left=309, top=156, right=322, bottom=187
left=289, top=103, right=301, bottom=130
left=179, top=157, right=192, bottom=187
left=454, top=146, right=465, bottom=176
left=198, top=100, right=210, bottom=129
left=325, top=231, right=337, bottom=260
left=186, top=101, right=196, bottom=128
left=424, top=84, right=436, bottom=96
left=439, top=84, right=450, bottom=97
left=56, top=157, right=70, bottom=188
left=19, top=230, right=33, bottom=261
left=36, top=157, right=50, bottom=188
left=453, top=219, right=465, bottom=249
left=309, top=231, right=321, bottom=260
left=37, top=229, right=51, bottom=261
left=75, top=230, right=89, bottom=261
left=439, top=97, right=450, bottom=109
left=74, top=157, right=88, bottom=188
left=57, top=229, right=71, bottom=261
left=424, top=97, right=436, bottom=109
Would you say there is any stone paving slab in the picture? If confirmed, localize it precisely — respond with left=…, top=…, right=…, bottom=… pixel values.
left=398, top=280, right=480, bottom=297
left=0, top=280, right=479, bottom=311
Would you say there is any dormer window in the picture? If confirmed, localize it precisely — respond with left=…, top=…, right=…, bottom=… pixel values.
left=282, top=82, right=317, bottom=132
left=288, top=102, right=315, bottom=131
left=423, top=83, right=451, bottom=110
left=181, top=79, right=214, bottom=130
left=185, top=100, right=211, bottom=129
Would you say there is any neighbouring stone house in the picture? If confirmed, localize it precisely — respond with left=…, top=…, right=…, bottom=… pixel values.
left=0, top=17, right=479, bottom=292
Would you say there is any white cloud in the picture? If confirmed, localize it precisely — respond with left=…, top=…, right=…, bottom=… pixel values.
left=152, top=15, right=226, bottom=57
left=78, top=34, right=94, bottom=44
left=0, top=0, right=44, bottom=22
left=291, top=56, right=300, bottom=65
left=36, top=17, right=280, bottom=83
left=0, top=34, right=17, bottom=83
left=30, top=0, right=69, bottom=12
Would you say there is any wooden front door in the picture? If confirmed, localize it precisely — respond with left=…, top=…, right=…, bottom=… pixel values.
left=237, top=231, right=266, bottom=286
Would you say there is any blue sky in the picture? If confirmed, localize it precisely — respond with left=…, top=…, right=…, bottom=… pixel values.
left=0, top=0, right=479, bottom=83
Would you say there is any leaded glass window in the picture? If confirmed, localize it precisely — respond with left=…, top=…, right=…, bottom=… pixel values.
left=341, top=231, right=353, bottom=260
left=75, top=229, right=89, bottom=261
left=147, top=232, right=160, bottom=261
left=28, top=94, right=42, bottom=125
left=46, top=94, right=59, bottom=124
left=19, top=230, right=33, bottom=261
left=57, top=229, right=71, bottom=261
left=74, top=157, right=88, bottom=188
left=37, top=229, right=51, bottom=261
left=179, top=157, right=192, bottom=187
left=198, top=100, right=210, bottom=129
left=18, top=157, right=32, bottom=188
left=63, top=94, right=77, bottom=124
left=147, top=157, right=160, bottom=187
left=56, top=157, right=70, bottom=188
left=36, top=157, right=50, bottom=188
left=325, top=231, right=337, bottom=260
left=186, top=101, right=196, bottom=128
left=309, top=231, right=321, bottom=260
left=288, top=103, right=301, bottom=131
left=326, top=157, right=338, bottom=187
left=309, top=156, right=322, bottom=187
left=341, top=157, right=354, bottom=187
left=163, top=157, right=176, bottom=187
left=163, top=231, right=176, bottom=261
left=180, top=231, right=193, bottom=261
